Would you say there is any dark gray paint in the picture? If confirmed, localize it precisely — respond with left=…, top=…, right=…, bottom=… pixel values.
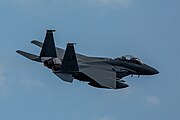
left=16, top=30, right=159, bottom=89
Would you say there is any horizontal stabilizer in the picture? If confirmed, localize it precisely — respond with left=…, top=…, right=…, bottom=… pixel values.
left=31, top=40, right=43, bottom=47
left=16, top=50, right=41, bottom=62
left=54, top=72, right=73, bottom=83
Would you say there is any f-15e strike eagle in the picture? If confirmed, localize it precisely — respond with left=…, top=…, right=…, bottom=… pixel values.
left=17, top=30, right=159, bottom=89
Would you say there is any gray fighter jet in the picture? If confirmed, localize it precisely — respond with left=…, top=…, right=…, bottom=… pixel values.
left=17, top=30, right=159, bottom=89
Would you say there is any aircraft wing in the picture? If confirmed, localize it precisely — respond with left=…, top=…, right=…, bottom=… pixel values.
left=80, top=64, right=116, bottom=89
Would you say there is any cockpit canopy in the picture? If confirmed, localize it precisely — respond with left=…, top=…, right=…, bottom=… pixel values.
left=115, top=55, right=143, bottom=65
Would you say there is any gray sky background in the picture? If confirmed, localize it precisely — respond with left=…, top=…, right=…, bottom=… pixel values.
left=0, top=0, right=179, bottom=120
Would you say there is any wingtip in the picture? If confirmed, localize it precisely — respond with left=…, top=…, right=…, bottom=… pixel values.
left=16, top=50, right=21, bottom=53
left=31, top=40, right=43, bottom=48
left=16, top=50, right=26, bottom=55
left=31, top=40, right=35, bottom=43
left=31, top=40, right=38, bottom=44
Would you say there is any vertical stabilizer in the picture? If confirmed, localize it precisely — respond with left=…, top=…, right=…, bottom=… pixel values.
left=40, top=30, right=57, bottom=57
left=61, top=43, right=79, bottom=72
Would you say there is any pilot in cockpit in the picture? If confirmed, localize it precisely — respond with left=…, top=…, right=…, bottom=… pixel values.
left=118, top=55, right=143, bottom=65
left=130, top=57, right=143, bottom=65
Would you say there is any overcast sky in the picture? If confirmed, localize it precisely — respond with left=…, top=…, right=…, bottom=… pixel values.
left=0, top=0, right=180, bottom=120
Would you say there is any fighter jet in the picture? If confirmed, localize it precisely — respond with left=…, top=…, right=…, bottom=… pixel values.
left=16, top=30, right=159, bottom=89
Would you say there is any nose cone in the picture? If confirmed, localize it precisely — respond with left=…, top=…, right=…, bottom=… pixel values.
left=142, top=64, right=159, bottom=75
left=150, top=67, right=159, bottom=75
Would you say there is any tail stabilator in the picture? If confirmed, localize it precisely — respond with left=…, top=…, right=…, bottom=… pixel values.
left=31, top=40, right=43, bottom=48
left=16, top=50, right=41, bottom=62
